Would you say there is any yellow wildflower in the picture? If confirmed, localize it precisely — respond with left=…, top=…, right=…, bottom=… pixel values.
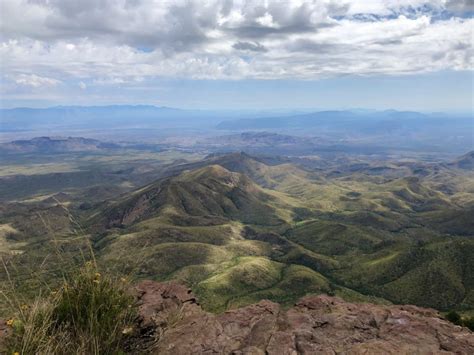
left=6, top=318, right=14, bottom=326
left=20, top=304, right=29, bottom=311
left=94, top=272, right=101, bottom=278
left=13, top=352, right=20, bottom=355
left=122, top=326, right=133, bottom=335
left=93, top=279, right=100, bottom=284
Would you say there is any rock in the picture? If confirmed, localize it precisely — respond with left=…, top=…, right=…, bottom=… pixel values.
left=134, top=281, right=474, bottom=354
left=126, top=280, right=202, bottom=352
left=135, top=280, right=200, bottom=326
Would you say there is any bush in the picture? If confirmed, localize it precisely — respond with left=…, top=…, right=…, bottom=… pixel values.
left=4, top=263, right=136, bottom=355
left=463, top=317, right=474, bottom=331
left=445, top=310, right=474, bottom=331
left=445, top=310, right=461, bottom=324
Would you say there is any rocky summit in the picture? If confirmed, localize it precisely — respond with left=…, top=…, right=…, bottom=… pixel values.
left=129, top=280, right=474, bottom=354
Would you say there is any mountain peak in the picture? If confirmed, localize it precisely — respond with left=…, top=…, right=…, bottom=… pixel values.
left=180, top=164, right=241, bottom=183
left=98, top=158, right=285, bottom=228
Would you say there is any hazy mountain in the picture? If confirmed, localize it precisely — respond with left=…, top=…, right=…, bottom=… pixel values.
left=0, top=105, right=201, bottom=131
left=217, top=109, right=471, bottom=131
left=0, top=105, right=306, bottom=132
left=215, top=110, right=473, bottom=154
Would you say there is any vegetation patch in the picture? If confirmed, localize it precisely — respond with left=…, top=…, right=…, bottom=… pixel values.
left=3, top=263, right=136, bottom=355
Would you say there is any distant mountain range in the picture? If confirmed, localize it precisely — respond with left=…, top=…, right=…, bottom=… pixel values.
left=1, top=105, right=471, bottom=132
left=0, top=105, right=214, bottom=131
left=0, top=105, right=307, bottom=131
left=216, top=109, right=471, bottom=131
left=216, top=110, right=473, bottom=154
left=1, top=106, right=471, bottom=155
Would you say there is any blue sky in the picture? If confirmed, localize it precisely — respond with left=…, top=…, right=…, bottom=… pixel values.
left=0, top=0, right=472, bottom=111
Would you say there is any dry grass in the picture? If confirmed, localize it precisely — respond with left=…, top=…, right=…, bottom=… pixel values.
left=3, top=263, right=136, bottom=355
left=1, top=200, right=138, bottom=355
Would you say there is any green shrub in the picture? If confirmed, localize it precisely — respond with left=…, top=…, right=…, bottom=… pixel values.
left=445, top=310, right=474, bottom=331
left=445, top=310, right=461, bottom=324
left=463, top=317, right=474, bottom=331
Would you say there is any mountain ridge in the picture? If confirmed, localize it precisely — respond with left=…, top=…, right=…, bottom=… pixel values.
left=81, top=152, right=474, bottom=312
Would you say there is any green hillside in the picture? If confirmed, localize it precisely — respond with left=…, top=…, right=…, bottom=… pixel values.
left=1, top=152, right=473, bottom=317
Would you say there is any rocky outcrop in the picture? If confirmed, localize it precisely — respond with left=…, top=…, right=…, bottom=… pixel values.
left=133, top=280, right=474, bottom=354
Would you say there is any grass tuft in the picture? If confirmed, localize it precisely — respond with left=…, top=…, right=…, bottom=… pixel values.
left=4, top=263, right=136, bottom=355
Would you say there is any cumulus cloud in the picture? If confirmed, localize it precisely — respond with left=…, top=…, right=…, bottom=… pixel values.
left=0, top=0, right=472, bottom=88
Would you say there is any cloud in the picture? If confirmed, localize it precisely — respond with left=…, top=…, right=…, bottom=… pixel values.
left=232, top=41, right=267, bottom=52
left=11, top=73, right=61, bottom=88
left=0, top=0, right=472, bottom=89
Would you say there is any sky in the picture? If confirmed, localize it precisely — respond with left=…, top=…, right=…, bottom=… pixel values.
left=0, top=0, right=473, bottom=111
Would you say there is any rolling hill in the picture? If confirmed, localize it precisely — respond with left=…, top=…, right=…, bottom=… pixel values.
left=1, top=151, right=473, bottom=317
left=84, top=153, right=474, bottom=313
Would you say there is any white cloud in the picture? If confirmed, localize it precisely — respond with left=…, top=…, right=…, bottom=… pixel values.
left=0, top=0, right=472, bottom=87
left=11, top=73, right=61, bottom=87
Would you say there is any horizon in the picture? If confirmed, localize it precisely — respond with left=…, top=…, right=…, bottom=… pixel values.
left=1, top=72, right=472, bottom=112
left=0, top=103, right=472, bottom=116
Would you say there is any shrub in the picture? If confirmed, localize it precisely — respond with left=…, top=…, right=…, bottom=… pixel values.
left=445, top=310, right=474, bottom=331
left=445, top=310, right=461, bottom=324
left=463, top=317, right=474, bottom=331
